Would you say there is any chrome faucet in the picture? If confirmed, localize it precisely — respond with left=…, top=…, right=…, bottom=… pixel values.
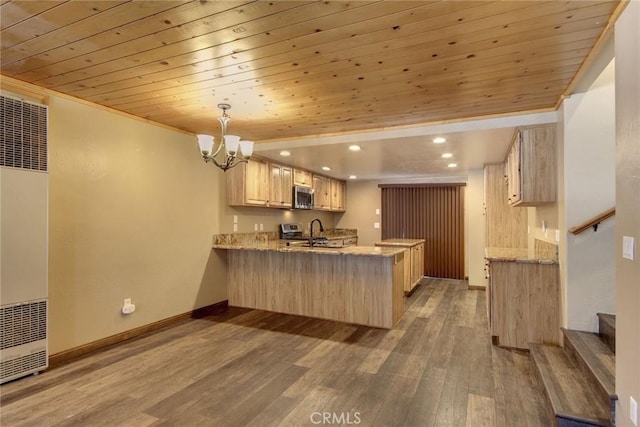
left=309, top=218, right=324, bottom=246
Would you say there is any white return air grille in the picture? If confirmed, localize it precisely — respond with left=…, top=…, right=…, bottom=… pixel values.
left=1, top=300, right=47, bottom=349
left=0, top=300, right=48, bottom=383
left=0, top=95, right=48, bottom=171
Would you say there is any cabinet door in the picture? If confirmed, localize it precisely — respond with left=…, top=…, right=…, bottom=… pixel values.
left=411, top=244, right=424, bottom=286
left=269, top=164, right=293, bottom=208
left=245, top=159, right=269, bottom=205
left=269, top=163, right=282, bottom=207
left=330, top=179, right=346, bottom=211
left=293, top=168, right=312, bottom=187
left=313, top=175, right=331, bottom=210
left=509, top=134, right=522, bottom=204
left=281, top=166, right=292, bottom=207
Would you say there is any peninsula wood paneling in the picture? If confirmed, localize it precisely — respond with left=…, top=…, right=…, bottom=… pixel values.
left=380, top=185, right=465, bottom=280
left=0, top=1, right=623, bottom=141
left=226, top=249, right=404, bottom=329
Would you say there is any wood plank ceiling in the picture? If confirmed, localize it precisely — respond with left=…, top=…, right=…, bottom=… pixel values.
left=0, top=0, right=622, bottom=142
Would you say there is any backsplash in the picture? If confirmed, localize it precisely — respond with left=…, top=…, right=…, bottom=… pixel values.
left=212, top=228, right=358, bottom=245
left=534, top=238, right=559, bottom=261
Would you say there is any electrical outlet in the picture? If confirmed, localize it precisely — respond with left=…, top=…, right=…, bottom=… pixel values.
left=233, top=215, right=238, bottom=224
left=233, top=223, right=238, bottom=232
left=375, top=208, right=380, bottom=215
left=374, top=222, right=380, bottom=229
left=631, top=396, right=638, bottom=426
left=259, top=224, right=264, bottom=231
left=555, top=229, right=560, bottom=242
left=122, top=298, right=135, bottom=315
left=623, top=236, right=635, bottom=260
left=254, top=223, right=258, bottom=231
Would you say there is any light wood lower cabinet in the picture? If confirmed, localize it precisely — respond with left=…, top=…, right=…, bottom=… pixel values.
left=374, top=240, right=424, bottom=294
left=487, top=260, right=560, bottom=349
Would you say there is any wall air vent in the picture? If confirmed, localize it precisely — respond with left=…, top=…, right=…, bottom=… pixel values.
left=0, top=300, right=47, bottom=350
left=0, top=300, right=48, bottom=384
left=0, top=95, right=48, bottom=171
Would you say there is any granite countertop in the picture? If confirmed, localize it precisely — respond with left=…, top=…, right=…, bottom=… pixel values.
left=374, top=238, right=425, bottom=247
left=485, top=247, right=559, bottom=265
left=212, top=240, right=404, bottom=258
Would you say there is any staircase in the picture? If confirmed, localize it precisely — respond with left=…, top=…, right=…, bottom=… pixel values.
left=530, top=313, right=617, bottom=426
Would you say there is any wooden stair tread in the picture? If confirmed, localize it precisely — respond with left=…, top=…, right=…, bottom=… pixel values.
left=597, top=313, right=616, bottom=330
left=562, top=328, right=616, bottom=400
left=530, top=344, right=611, bottom=426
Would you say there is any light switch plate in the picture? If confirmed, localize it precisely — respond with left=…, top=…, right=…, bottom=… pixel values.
left=233, top=223, right=238, bottom=232
left=375, top=208, right=380, bottom=215
left=555, top=230, right=560, bottom=242
left=233, top=215, right=238, bottom=224
left=374, top=222, right=380, bottom=229
left=623, top=236, right=635, bottom=260
left=631, top=396, right=638, bottom=426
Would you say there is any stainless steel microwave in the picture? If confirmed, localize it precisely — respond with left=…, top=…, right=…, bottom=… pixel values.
left=293, top=185, right=314, bottom=209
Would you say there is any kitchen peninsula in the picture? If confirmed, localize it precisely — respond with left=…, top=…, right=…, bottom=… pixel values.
left=212, top=233, right=406, bottom=328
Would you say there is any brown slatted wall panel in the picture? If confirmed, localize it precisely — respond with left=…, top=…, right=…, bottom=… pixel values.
left=381, top=185, right=465, bottom=279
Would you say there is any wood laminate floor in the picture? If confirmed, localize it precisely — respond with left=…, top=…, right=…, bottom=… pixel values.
left=0, top=279, right=553, bottom=427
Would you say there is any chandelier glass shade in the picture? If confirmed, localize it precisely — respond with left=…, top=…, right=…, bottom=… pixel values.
left=197, top=103, right=253, bottom=171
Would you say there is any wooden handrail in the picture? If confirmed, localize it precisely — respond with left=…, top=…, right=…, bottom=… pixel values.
left=569, top=207, right=616, bottom=235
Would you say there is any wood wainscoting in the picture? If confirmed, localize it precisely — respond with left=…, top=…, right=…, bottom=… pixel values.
left=226, top=249, right=405, bottom=329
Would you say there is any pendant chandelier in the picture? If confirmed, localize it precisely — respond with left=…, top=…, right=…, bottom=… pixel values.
left=196, top=103, right=254, bottom=172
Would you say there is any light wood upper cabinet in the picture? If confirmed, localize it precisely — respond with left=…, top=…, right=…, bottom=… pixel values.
left=226, top=157, right=345, bottom=212
left=227, top=158, right=269, bottom=206
left=505, top=125, right=556, bottom=206
left=293, top=168, right=312, bottom=187
left=330, top=179, right=346, bottom=212
left=374, top=240, right=424, bottom=294
left=313, top=174, right=331, bottom=210
left=268, top=163, right=292, bottom=208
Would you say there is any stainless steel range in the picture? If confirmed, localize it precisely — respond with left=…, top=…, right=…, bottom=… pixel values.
left=279, top=223, right=328, bottom=246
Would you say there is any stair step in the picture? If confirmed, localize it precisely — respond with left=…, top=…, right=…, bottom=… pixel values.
left=597, top=313, right=616, bottom=355
left=530, top=344, right=612, bottom=426
left=562, top=328, right=617, bottom=414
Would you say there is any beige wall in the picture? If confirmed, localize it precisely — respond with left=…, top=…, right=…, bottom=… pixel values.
left=338, top=177, right=484, bottom=282
left=336, top=180, right=381, bottom=246
left=466, top=169, right=487, bottom=287
left=615, top=2, right=640, bottom=425
left=46, top=95, right=229, bottom=354
left=42, top=93, right=340, bottom=354
left=560, top=60, right=616, bottom=332
left=219, top=205, right=335, bottom=236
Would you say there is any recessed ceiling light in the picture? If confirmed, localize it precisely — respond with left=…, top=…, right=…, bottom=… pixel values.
left=279, top=150, right=290, bottom=157
left=322, top=166, right=331, bottom=171
left=348, top=145, right=361, bottom=152
left=441, top=153, right=453, bottom=158
left=433, top=136, right=446, bottom=144
left=349, top=175, right=357, bottom=179
left=447, top=163, right=458, bottom=168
